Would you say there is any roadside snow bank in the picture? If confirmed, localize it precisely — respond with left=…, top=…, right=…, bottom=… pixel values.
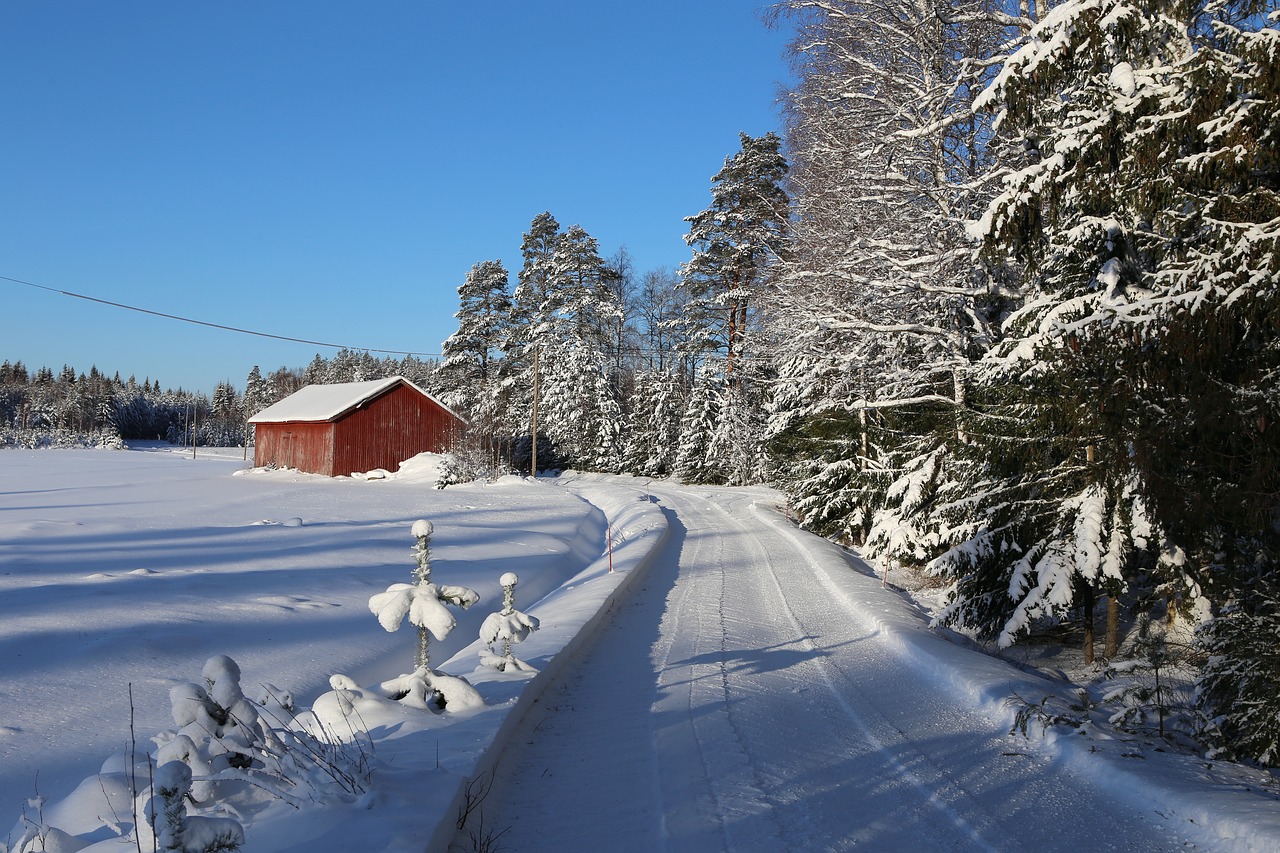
left=751, top=501, right=1280, bottom=853
left=185, top=477, right=666, bottom=853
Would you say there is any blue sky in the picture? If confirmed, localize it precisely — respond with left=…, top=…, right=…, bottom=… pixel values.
left=1, top=2, right=793, bottom=394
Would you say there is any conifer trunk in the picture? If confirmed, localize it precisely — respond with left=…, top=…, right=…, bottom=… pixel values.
left=1081, top=581, right=1095, bottom=665
left=1105, top=594, right=1120, bottom=658
left=727, top=268, right=741, bottom=383
left=859, top=405, right=869, bottom=469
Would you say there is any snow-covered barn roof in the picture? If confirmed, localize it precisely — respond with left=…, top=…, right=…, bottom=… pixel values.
left=248, top=377, right=463, bottom=424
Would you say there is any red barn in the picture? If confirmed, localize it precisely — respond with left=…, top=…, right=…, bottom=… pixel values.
left=248, top=377, right=466, bottom=476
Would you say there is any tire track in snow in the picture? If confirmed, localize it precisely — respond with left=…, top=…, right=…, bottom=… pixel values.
left=716, top=492, right=1016, bottom=851
left=650, top=512, right=787, bottom=851
left=660, top=487, right=1188, bottom=851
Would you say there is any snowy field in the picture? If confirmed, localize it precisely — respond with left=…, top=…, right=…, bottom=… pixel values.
left=6, top=447, right=1280, bottom=853
left=0, top=446, right=666, bottom=852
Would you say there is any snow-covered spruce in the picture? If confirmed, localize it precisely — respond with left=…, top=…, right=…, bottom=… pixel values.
left=479, top=571, right=540, bottom=672
left=145, top=761, right=245, bottom=853
left=367, top=519, right=482, bottom=711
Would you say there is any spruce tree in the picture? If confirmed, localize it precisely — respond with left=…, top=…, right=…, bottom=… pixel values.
left=929, top=0, right=1202, bottom=649
left=675, top=361, right=726, bottom=484
left=937, top=0, right=1280, bottom=671
left=242, top=366, right=272, bottom=417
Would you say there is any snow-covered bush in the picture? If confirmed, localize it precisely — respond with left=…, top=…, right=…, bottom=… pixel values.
left=1, top=653, right=377, bottom=852
left=434, top=445, right=512, bottom=488
left=479, top=572, right=540, bottom=672
left=145, top=655, right=370, bottom=841
left=375, top=668, right=483, bottom=712
left=156, top=656, right=265, bottom=803
left=367, top=520, right=482, bottom=711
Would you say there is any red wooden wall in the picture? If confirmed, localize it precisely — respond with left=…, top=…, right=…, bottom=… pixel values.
left=253, top=421, right=334, bottom=473
left=331, top=383, right=464, bottom=476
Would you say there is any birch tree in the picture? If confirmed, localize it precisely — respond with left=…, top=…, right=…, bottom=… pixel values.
left=766, top=0, right=1013, bottom=547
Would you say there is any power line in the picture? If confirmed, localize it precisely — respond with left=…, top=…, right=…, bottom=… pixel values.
left=1, top=273, right=443, bottom=357
left=3, top=272, right=932, bottom=364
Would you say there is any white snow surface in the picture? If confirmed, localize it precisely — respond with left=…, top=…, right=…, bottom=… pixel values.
left=3, top=449, right=1280, bottom=852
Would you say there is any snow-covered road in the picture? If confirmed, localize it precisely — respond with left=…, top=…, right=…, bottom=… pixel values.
left=464, top=483, right=1197, bottom=852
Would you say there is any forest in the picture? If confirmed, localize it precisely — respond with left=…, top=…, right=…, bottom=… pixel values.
left=3, top=0, right=1277, bottom=764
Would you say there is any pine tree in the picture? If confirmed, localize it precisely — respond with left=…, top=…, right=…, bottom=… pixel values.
left=498, top=213, right=627, bottom=473
left=673, top=133, right=789, bottom=484
left=439, top=259, right=513, bottom=438
left=499, top=212, right=564, bottom=439
left=513, top=212, right=562, bottom=344
left=548, top=224, right=621, bottom=348
left=681, top=132, right=788, bottom=378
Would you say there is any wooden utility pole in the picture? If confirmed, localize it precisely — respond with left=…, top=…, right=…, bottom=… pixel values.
left=531, top=345, right=539, bottom=478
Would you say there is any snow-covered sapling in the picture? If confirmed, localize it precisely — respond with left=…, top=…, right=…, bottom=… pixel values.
left=147, top=760, right=245, bottom=853
left=367, top=519, right=482, bottom=710
left=479, top=571, right=540, bottom=672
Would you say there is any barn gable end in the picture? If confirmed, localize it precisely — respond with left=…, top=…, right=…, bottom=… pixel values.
left=248, top=377, right=466, bottom=476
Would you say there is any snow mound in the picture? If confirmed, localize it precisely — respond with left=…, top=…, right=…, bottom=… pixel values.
left=387, top=453, right=451, bottom=485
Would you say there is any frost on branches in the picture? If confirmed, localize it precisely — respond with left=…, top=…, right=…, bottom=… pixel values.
left=765, top=0, right=1008, bottom=551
